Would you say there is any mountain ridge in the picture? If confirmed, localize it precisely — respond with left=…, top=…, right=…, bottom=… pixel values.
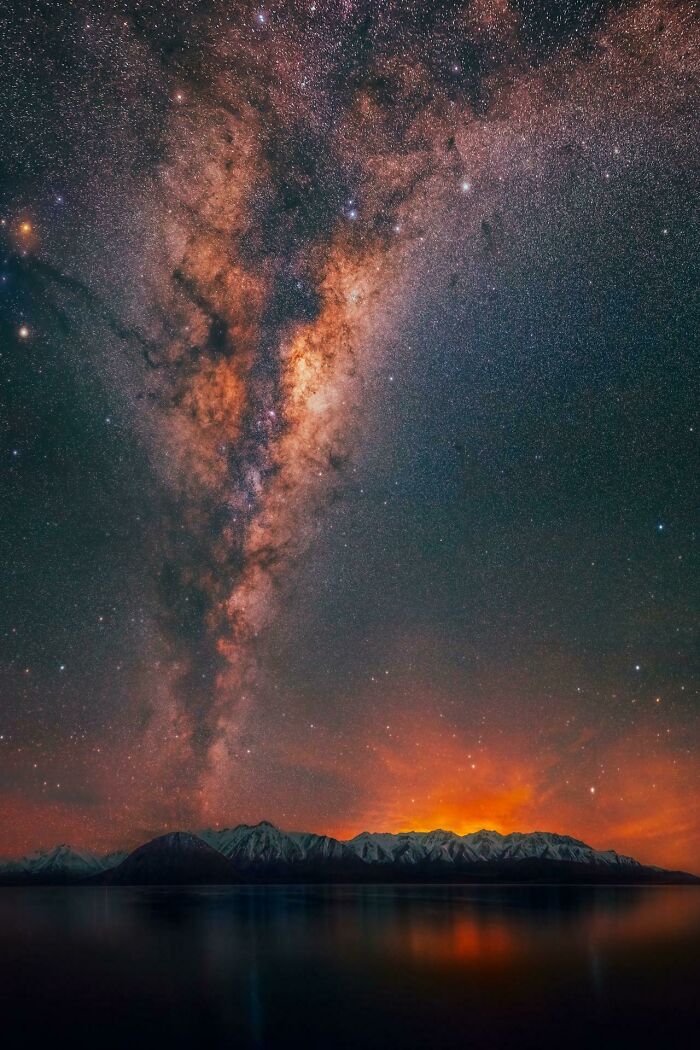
left=1, top=822, right=697, bottom=884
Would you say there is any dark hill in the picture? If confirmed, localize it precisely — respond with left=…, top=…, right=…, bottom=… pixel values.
left=95, top=832, right=239, bottom=885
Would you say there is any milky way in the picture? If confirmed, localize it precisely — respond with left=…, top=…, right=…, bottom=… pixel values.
left=0, top=0, right=698, bottom=868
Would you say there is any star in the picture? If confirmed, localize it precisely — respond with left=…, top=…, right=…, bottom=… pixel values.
left=0, top=0, right=696, bottom=885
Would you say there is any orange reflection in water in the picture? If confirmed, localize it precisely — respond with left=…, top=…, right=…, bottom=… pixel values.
left=364, top=887, right=700, bottom=969
left=582, top=886, right=700, bottom=945
left=403, top=913, right=518, bottom=963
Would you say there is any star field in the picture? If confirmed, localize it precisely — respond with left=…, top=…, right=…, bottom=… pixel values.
left=0, top=0, right=698, bottom=869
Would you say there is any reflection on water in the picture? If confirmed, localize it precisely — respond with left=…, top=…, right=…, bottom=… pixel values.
left=0, top=885, right=698, bottom=1048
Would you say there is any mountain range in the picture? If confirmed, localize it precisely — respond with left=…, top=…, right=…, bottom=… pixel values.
left=1, top=822, right=697, bottom=885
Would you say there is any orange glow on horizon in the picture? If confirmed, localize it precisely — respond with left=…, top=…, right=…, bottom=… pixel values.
left=1, top=689, right=697, bottom=875
left=317, top=708, right=700, bottom=874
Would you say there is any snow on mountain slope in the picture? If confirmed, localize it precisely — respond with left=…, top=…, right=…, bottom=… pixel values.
left=24, top=844, right=104, bottom=877
left=346, top=828, right=640, bottom=867
left=199, top=823, right=638, bottom=869
left=200, top=822, right=305, bottom=864
left=0, top=824, right=644, bottom=881
left=348, top=829, right=461, bottom=864
left=0, top=844, right=127, bottom=878
left=292, top=831, right=356, bottom=863
left=199, top=821, right=358, bottom=866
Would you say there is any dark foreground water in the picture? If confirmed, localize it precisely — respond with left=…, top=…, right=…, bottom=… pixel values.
left=1, top=884, right=699, bottom=1049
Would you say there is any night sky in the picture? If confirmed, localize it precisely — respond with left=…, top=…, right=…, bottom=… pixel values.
left=0, top=0, right=698, bottom=870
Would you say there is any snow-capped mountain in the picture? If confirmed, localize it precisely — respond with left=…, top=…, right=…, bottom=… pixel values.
left=346, top=829, right=640, bottom=868
left=0, top=843, right=127, bottom=880
left=3, top=822, right=694, bottom=884
left=198, top=821, right=644, bottom=872
left=199, top=821, right=360, bottom=869
left=200, top=821, right=305, bottom=864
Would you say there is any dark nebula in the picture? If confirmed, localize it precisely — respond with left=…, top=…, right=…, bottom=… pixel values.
left=0, top=0, right=698, bottom=869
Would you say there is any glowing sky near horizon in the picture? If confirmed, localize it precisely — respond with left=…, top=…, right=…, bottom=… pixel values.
left=0, top=0, right=698, bottom=871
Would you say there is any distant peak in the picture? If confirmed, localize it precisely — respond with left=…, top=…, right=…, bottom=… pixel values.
left=33, top=843, right=75, bottom=856
left=5, top=822, right=696, bottom=883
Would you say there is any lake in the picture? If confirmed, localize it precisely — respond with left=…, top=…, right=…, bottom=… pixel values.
left=1, top=884, right=698, bottom=1048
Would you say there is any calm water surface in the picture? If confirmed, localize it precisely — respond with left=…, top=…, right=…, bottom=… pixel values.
left=1, top=884, right=698, bottom=1048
